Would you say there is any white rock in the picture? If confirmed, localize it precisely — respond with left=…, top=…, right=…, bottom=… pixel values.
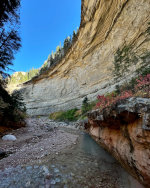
left=2, top=135, right=17, bottom=141
left=42, top=165, right=50, bottom=176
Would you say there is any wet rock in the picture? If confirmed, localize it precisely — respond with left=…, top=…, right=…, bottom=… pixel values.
left=2, top=135, right=17, bottom=141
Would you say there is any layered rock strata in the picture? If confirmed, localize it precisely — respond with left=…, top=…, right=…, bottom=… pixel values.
left=86, top=97, right=150, bottom=187
left=20, top=0, right=150, bottom=116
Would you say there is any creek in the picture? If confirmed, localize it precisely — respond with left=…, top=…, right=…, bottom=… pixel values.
left=0, top=129, right=144, bottom=188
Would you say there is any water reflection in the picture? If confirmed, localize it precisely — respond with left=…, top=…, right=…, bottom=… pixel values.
left=79, top=133, right=115, bottom=162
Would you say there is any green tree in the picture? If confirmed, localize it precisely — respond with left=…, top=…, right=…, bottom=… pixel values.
left=0, top=0, right=21, bottom=80
left=72, top=30, right=77, bottom=42
left=48, top=54, right=51, bottom=61
left=81, top=97, right=89, bottom=114
left=63, top=37, right=71, bottom=53
left=56, top=45, right=60, bottom=53
left=0, top=0, right=20, bottom=27
left=51, top=50, right=54, bottom=59
left=0, top=1, right=26, bottom=128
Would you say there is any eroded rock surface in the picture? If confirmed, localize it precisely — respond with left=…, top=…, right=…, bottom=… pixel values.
left=87, top=97, right=150, bottom=187
left=18, top=0, right=150, bottom=116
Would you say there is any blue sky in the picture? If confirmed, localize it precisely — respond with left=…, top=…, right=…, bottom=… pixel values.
left=11, top=0, right=81, bottom=73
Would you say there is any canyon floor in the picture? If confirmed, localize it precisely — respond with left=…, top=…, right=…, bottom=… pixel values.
left=0, top=118, right=144, bottom=188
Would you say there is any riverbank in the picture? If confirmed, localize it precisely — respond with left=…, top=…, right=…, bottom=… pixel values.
left=0, top=117, right=78, bottom=169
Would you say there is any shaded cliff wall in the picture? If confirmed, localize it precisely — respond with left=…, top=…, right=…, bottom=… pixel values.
left=20, top=0, right=150, bottom=116
left=87, top=98, right=150, bottom=187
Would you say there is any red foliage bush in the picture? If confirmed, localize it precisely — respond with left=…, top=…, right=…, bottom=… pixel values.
left=136, top=74, right=150, bottom=96
left=96, top=91, right=133, bottom=110
left=96, top=74, right=150, bottom=111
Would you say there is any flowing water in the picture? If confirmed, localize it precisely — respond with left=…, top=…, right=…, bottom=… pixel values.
left=0, top=130, right=144, bottom=188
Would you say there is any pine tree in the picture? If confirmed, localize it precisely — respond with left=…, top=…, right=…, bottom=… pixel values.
left=0, top=0, right=21, bottom=80
left=56, top=45, right=60, bottom=53
left=72, top=30, right=76, bottom=42
left=0, top=0, right=20, bottom=27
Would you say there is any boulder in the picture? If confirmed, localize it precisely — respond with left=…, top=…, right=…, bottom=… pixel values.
left=2, top=134, right=17, bottom=141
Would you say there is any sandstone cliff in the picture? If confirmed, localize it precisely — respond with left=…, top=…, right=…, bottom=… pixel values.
left=86, top=97, right=150, bottom=187
left=20, top=0, right=150, bottom=116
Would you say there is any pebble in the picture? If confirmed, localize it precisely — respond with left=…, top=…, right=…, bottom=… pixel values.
left=42, top=166, right=50, bottom=175
left=26, top=166, right=32, bottom=170
left=54, top=168, right=59, bottom=173
left=51, top=179, right=56, bottom=185
left=25, top=181, right=31, bottom=187
left=34, top=165, right=38, bottom=169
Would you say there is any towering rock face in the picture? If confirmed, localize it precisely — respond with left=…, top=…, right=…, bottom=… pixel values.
left=86, top=97, right=150, bottom=187
left=20, top=0, right=150, bottom=116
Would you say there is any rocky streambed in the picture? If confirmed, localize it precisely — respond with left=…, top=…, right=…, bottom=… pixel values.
left=0, top=117, right=144, bottom=188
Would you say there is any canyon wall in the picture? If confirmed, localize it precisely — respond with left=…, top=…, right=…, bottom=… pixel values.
left=20, top=0, right=150, bottom=116
left=86, top=97, right=150, bottom=187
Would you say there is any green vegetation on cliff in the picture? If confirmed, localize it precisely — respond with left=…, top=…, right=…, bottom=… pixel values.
left=49, top=97, right=96, bottom=122
left=8, top=68, right=39, bottom=85
left=49, top=109, right=79, bottom=122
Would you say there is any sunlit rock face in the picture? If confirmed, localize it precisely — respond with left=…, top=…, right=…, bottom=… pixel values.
left=87, top=98, right=150, bottom=187
left=20, top=0, right=150, bottom=116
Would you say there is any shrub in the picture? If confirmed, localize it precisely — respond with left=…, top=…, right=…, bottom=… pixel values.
left=96, top=91, right=133, bottom=110
left=0, top=85, right=26, bottom=131
left=113, top=44, right=150, bottom=83
left=96, top=74, right=150, bottom=111
left=135, top=74, right=150, bottom=97
left=49, top=108, right=79, bottom=122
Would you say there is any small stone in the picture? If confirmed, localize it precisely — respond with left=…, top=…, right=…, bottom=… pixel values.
left=34, top=165, right=38, bottom=169
left=55, top=177, right=61, bottom=183
left=51, top=179, right=56, bottom=185
left=26, top=166, right=32, bottom=170
left=42, top=165, right=50, bottom=175
left=25, top=181, right=31, bottom=187
left=54, top=168, right=59, bottom=173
